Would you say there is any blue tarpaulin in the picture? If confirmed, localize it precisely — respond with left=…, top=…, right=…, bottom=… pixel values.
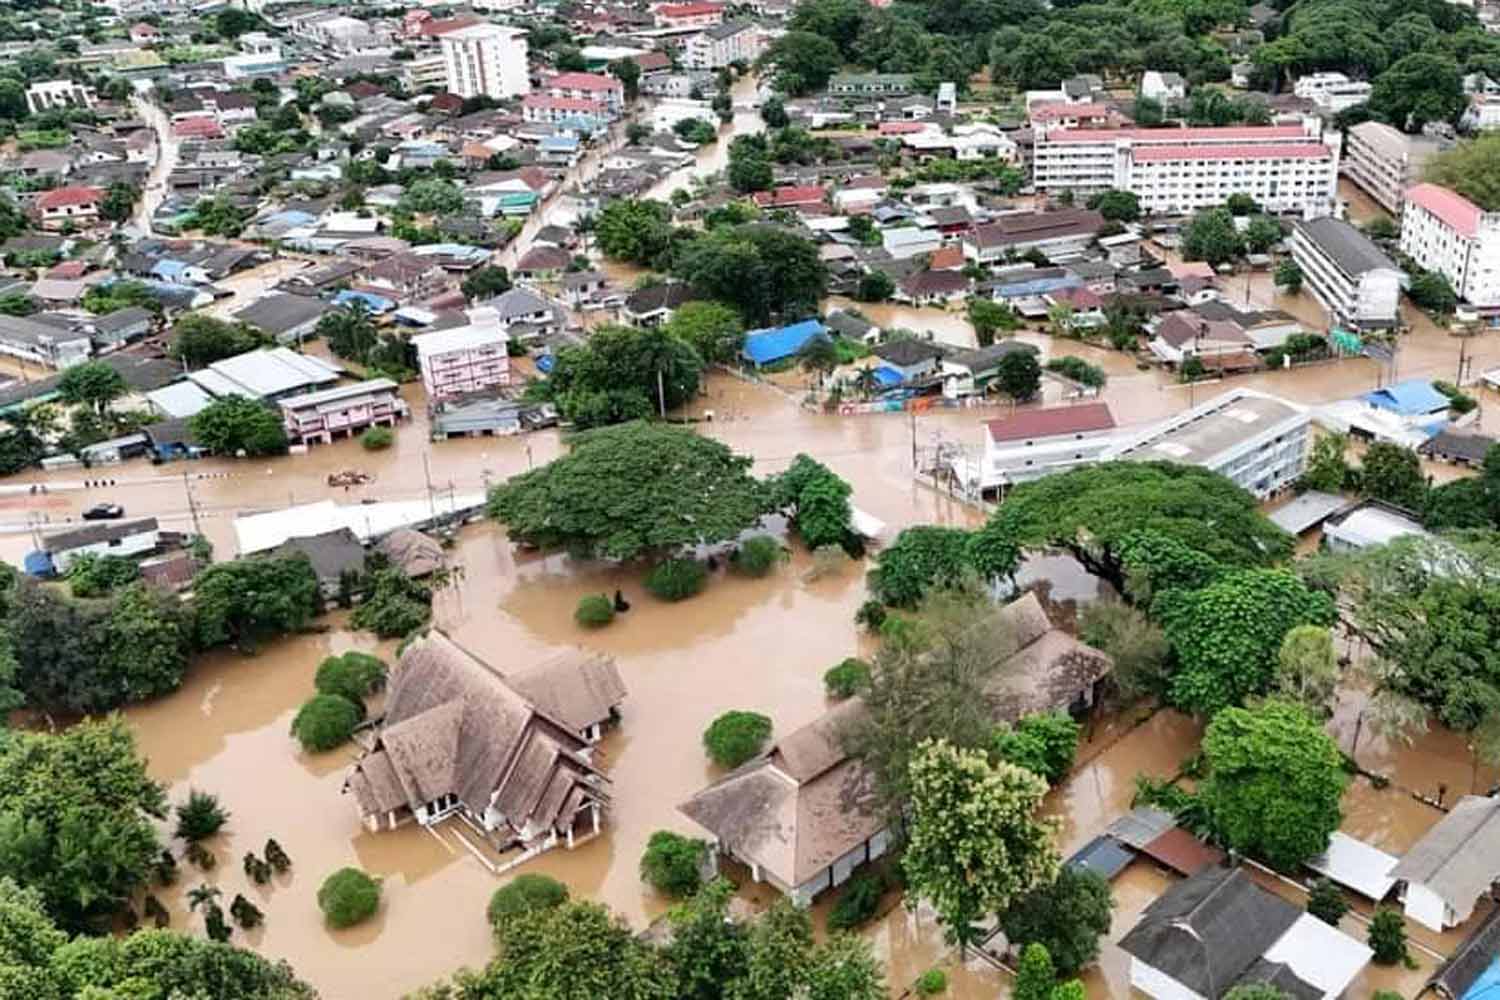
left=23, top=551, right=53, bottom=577
left=536, top=354, right=555, bottom=374
left=742, top=319, right=826, bottom=367
left=333, top=289, right=395, bottom=313
left=872, top=365, right=903, bottom=387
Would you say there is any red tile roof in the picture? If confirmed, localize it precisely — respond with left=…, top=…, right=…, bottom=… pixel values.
left=547, top=72, right=623, bottom=93
left=524, top=94, right=607, bottom=113
left=928, top=246, right=965, bottom=270
left=878, top=121, right=927, bottom=135
left=635, top=51, right=671, bottom=71
left=984, top=402, right=1116, bottom=443
left=752, top=185, right=826, bottom=207
left=1045, top=125, right=1308, bottom=144
left=1030, top=102, right=1114, bottom=121
left=1405, top=182, right=1483, bottom=239
left=420, top=15, right=481, bottom=36
left=36, top=186, right=104, bottom=210
left=657, top=1, right=723, bottom=15
left=1133, top=143, right=1331, bottom=162
left=172, top=117, right=223, bottom=139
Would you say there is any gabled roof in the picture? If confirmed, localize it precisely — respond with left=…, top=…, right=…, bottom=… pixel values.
left=271, top=527, right=365, bottom=584
left=984, top=402, right=1116, bottom=443
left=36, top=186, right=104, bottom=211
left=506, top=650, right=627, bottom=733
left=1361, top=378, right=1450, bottom=416
left=1428, top=905, right=1500, bottom=1000
left=45, top=517, right=159, bottom=552
left=1406, top=183, right=1483, bottom=239
left=1389, top=795, right=1500, bottom=911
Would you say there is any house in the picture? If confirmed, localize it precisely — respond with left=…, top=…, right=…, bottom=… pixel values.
left=1121, top=865, right=1371, bottom=1000
left=344, top=631, right=620, bottom=864
left=1419, top=429, right=1496, bottom=468
left=34, top=186, right=105, bottom=231
left=1289, top=217, right=1403, bottom=330
left=1140, top=70, right=1186, bottom=102
left=90, top=306, right=154, bottom=351
left=505, top=649, right=628, bottom=744
left=896, top=269, right=969, bottom=306
left=1106, top=388, right=1311, bottom=500
left=42, top=518, right=160, bottom=574
left=1426, top=907, right=1500, bottom=1000
left=964, top=210, right=1106, bottom=264
left=429, top=391, right=525, bottom=439
left=1359, top=378, right=1453, bottom=432
left=1389, top=795, right=1500, bottom=931
left=544, top=72, right=624, bottom=113
left=939, top=341, right=1040, bottom=396
left=561, top=270, right=608, bottom=307
left=0, top=313, right=94, bottom=368
left=964, top=402, right=1119, bottom=491
left=751, top=185, right=826, bottom=210
left=413, top=306, right=510, bottom=402
left=279, top=378, right=403, bottom=445
left=1323, top=500, right=1429, bottom=553
left=679, top=590, right=1110, bottom=904
left=1149, top=310, right=1257, bottom=368
left=882, top=226, right=943, bottom=260
left=514, top=245, right=572, bottom=281
left=375, top=528, right=445, bottom=578
left=869, top=339, right=943, bottom=381
left=742, top=319, right=827, bottom=368
left=655, top=1, right=724, bottom=29
left=232, top=293, right=333, bottom=344
left=624, top=282, right=697, bottom=326
left=272, top=528, right=366, bottom=598
left=186, top=347, right=343, bottom=405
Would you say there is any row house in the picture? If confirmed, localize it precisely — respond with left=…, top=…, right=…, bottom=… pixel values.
left=522, top=94, right=609, bottom=127
left=1033, top=120, right=1340, bottom=216
left=412, top=306, right=510, bottom=402
left=279, top=378, right=403, bottom=445
left=1401, top=182, right=1500, bottom=317
left=543, top=72, right=625, bottom=114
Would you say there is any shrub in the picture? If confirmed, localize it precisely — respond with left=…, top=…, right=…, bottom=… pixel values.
left=488, top=873, right=569, bottom=929
left=854, top=599, right=887, bottom=631
left=318, top=867, right=381, bottom=928
left=915, top=968, right=949, bottom=997
left=1306, top=877, right=1348, bottom=926
left=314, top=652, right=387, bottom=705
left=360, top=426, right=394, bottom=450
left=291, top=694, right=361, bottom=752
left=1369, top=908, right=1407, bottom=965
left=575, top=593, right=615, bottom=628
left=991, top=712, right=1082, bottom=785
left=703, top=710, right=772, bottom=767
left=824, top=658, right=871, bottom=699
left=639, top=830, right=707, bottom=897
left=827, top=870, right=884, bottom=931
left=174, top=790, right=230, bottom=842
left=731, top=535, right=785, bottom=577
left=645, top=558, right=708, bottom=601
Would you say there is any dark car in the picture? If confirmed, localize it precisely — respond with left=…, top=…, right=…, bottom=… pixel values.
left=81, top=503, right=125, bottom=521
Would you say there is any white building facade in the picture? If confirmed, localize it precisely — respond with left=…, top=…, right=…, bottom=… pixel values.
left=1290, top=216, right=1404, bottom=330
left=1033, top=120, right=1340, bottom=216
left=1401, top=182, right=1500, bottom=313
left=440, top=23, right=530, bottom=100
left=683, top=21, right=763, bottom=70
left=1343, top=121, right=1443, bottom=217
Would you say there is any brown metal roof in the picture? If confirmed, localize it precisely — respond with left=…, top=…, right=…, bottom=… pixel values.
left=1141, top=826, right=1226, bottom=877
left=984, top=402, right=1117, bottom=443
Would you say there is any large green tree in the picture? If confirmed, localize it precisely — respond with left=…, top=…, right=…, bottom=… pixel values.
left=1359, top=442, right=1428, bottom=511
left=1158, top=568, right=1337, bottom=716
left=769, top=454, right=853, bottom=550
left=487, top=422, right=767, bottom=560
left=1200, top=699, right=1347, bottom=870
left=56, top=361, right=126, bottom=418
left=1000, top=868, right=1114, bottom=978
left=903, top=738, right=1060, bottom=949
left=1426, top=132, right=1500, bottom=212
left=663, top=301, right=745, bottom=365
left=673, top=225, right=827, bottom=326
left=987, top=463, right=1293, bottom=592
left=1367, top=51, right=1465, bottom=132
left=0, top=720, right=166, bottom=933
left=192, top=554, right=321, bottom=651
left=763, top=31, right=842, bottom=94
left=595, top=199, right=676, bottom=266
left=190, top=395, right=289, bottom=457
left=170, top=314, right=266, bottom=368
left=547, top=324, right=703, bottom=428
left=1181, top=208, right=1245, bottom=266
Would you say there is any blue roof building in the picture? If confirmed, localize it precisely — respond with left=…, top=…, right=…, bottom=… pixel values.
left=333, top=289, right=395, bottom=314
left=741, top=319, right=827, bottom=367
left=1361, top=379, right=1451, bottom=418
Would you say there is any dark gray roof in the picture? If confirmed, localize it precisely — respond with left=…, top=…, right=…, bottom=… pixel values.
left=1420, top=429, right=1496, bottom=464
left=1428, top=905, right=1500, bottom=1000
left=92, top=306, right=154, bottom=334
left=945, top=339, right=1038, bottom=372
left=1234, top=959, right=1321, bottom=1000
left=872, top=338, right=944, bottom=367
left=235, top=293, right=331, bottom=336
left=272, top=528, right=365, bottom=584
left=1118, top=866, right=1301, bottom=999
left=625, top=282, right=696, bottom=315
left=1294, top=217, right=1399, bottom=278
left=823, top=310, right=874, bottom=338
left=45, top=517, right=160, bottom=552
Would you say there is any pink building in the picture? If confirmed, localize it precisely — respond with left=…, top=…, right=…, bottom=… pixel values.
left=412, top=307, right=510, bottom=402
left=279, top=377, right=403, bottom=445
left=654, top=1, right=724, bottom=29
left=544, top=72, right=625, bottom=112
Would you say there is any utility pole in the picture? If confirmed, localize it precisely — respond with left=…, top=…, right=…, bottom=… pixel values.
left=423, top=452, right=435, bottom=520
left=656, top=368, right=666, bottom=419
left=1457, top=333, right=1469, bottom=386
left=909, top=406, right=917, bottom=471
left=182, top=468, right=201, bottom=537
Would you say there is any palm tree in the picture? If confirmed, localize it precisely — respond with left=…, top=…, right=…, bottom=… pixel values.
left=186, top=883, right=221, bottom=912
left=796, top=336, right=839, bottom=388
left=852, top=366, right=879, bottom=400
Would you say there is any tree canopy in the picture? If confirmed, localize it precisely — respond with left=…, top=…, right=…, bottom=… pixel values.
left=487, top=422, right=767, bottom=561
left=192, top=554, right=321, bottom=652
left=1426, top=133, right=1500, bottom=212
left=673, top=225, right=827, bottom=327
left=190, top=395, right=288, bottom=457
left=545, top=325, right=703, bottom=428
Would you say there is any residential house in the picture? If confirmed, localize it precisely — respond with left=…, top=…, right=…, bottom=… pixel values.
left=1121, top=865, right=1371, bottom=1000
left=869, top=339, right=943, bottom=381
left=1290, top=217, right=1403, bottom=330
left=42, top=518, right=160, bottom=574
left=1389, top=795, right=1500, bottom=932
left=90, top=306, right=154, bottom=351
left=0, top=313, right=93, bottom=367
left=883, top=226, right=943, bottom=260
left=279, top=378, right=403, bottom=445
left=1419, top=429, right=1496, bottom=468
left=413, top=306, right=510, bottom=402
left=361, top=253, right=458, bottom=303
left=1105, top=388, right=1311, bottom=500
left=544, top=72, right=625, bottom=114
left=1323, top=500, right=1429, bottom=553
left=625, top=282, right=697, bottom=326
left=964, top=209, right=1106, bottom=264
left=344, top=631, right=622, bottom=865
left=1140, top=70, right=1186, bottom=102
left=1426, top=908, right=1500, bottom=1000
left=492, top=287, right=560, bottom=337
left=233, top=292, right=333, bottom=344
left=34, top=186, right=105, bottom=231
left=940, top=341, right=1041, bottom=396
left=272, top=528, right=366, bottom=598
left=896, top=269, right=969, bottom=306
left=515, top=245, right=572, bottom=282
left=967, top=402, right=1119, bottom=490
left=429, top=392, right=525, bottom=439
left=742, top=319, right=827, bottom=368
left=1359, top=378, right=1454, bottom=432
left=376, top=528, right=446, bottom=578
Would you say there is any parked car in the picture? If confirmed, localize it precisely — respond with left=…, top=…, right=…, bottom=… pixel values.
left=81, top=502, right=124, bottom=520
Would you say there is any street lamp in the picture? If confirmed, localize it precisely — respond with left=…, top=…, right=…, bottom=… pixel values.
left=1167, top=918, right=1215, bottom=1000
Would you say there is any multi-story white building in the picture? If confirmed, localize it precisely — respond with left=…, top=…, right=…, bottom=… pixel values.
left=1401, top=182, right=1500, bottom=314
left=654, top=1, right=724, bottom=29
left=544, top=72, right=624, bottom=112
left=440, top=23, right=530, bottom=100
left=402, top=52, right=449, bottom=92
left=1343, top=121, right=1444, bottom=216
left=1033, top=121, right=1340, bottom=216
left=1290, top=216, right=1404, bottom=330
left=683, top=21, right=763, bottom=70
left=967, top=402, right=1119, bottom=490
left=412, top=307, right=511, bottom=403
left=522, top=94, right=608, bottom=126
left=1105, top=388, right=1312, bottom=500
left=25, top=79, right=95, bottom=114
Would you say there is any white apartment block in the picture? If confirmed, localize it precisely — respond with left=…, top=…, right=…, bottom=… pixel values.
left=1033, top=121, right=1340, bottom=216
left=441, top=23, right=530, bottom=100
left=683, top=21, right=762, bottom=70
left=1290, top=216, right=1404, bottom=330
left=412, top=307, right=511, bottom=402
left=402, top=52, right=449, bottom=92
left=544, top=72, right=624, bottom=112
left=1106, top=388, right=1312, bottom=500
left=25, top=79, right=95, bottom=114
left=1343, top=121, right=1443, bottom=216
left=1401, top=182, right=1500, bottom=313
left=522, top=94, right=607, bottom=125
left=970, top=402, right=1118, bottom=490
